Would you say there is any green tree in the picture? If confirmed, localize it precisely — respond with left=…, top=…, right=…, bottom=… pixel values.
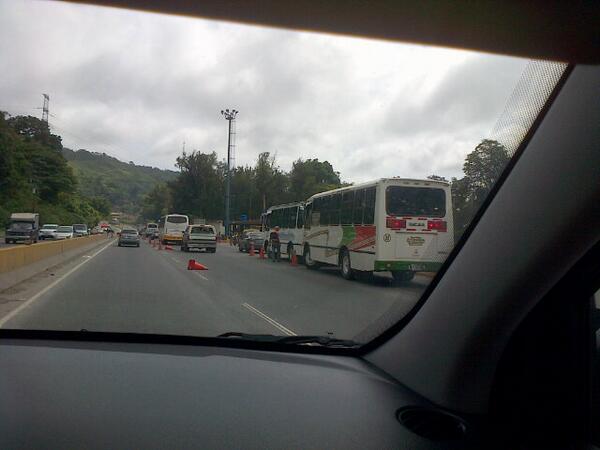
left=289, top=158, right=342, bottom=201
left=7, top=115, right=63, bottom=152
left=451, top=139, right=510, bottom=241
left=140, top=183, right=172, bottom=221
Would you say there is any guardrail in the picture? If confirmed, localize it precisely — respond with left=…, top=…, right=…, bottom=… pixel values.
left=0, top=235, right=109, bottom=291
left=0, top=235, right=105, bottom=274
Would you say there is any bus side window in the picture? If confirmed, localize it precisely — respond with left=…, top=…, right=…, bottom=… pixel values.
left=364, top=187, right=376, bottom=225
left=313, top=198, right=321, bottom=226
left=290, top=207, right=298, bottom=228
left=341, top=191, right=354, bottom=225
left=330, top=193, right=341, bottom=226
left=280, top=208, right=288, bottom=229
left=304, top=203, right=312, bottom=229
left=297, top=207, right=304, bottom=229
left=353, top=189, right=365, bottom=224
left=320, top=196, right=330, bottom=226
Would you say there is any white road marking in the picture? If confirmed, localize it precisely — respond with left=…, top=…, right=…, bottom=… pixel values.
left=0, top=240, right=115, bottom=327
left=242, top=302, right=296, bottom=336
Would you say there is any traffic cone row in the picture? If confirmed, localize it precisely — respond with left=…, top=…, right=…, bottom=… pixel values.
left=187, top=259, right=208, bottom=270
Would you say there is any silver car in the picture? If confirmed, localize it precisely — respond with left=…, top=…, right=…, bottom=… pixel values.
left=39, top=224, right=59, bottom=240
left=118, top=229, right=140, bottom=247
left=182, top=225, right=217, bottom=253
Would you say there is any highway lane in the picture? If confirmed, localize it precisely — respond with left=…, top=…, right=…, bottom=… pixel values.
left=1, top=239, right=430, bottom=342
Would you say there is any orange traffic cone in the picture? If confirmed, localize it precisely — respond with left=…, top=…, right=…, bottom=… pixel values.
left=187, top=259, right=208, bottom=270
left=259, top=246, right=266, bottom=259
left=249, top=243, right=255, bottom=256
left=290, top=249, right=298, bottom=266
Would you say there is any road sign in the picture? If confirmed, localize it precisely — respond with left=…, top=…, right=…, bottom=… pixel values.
left=240, top=214, right=248, bottom=222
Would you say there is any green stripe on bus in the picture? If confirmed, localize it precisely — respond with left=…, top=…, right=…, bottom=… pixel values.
left=374, top=260, right=443, bottom=272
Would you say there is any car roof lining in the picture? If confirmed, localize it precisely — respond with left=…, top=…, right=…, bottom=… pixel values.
left=65, top=0, right=600, bottom=63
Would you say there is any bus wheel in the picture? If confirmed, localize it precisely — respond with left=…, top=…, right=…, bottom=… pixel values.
left=303, top=245, right=319, bottom=270
left=340, top=249, right=354, bottom=280
left=392, top=270, right=415, bottom=283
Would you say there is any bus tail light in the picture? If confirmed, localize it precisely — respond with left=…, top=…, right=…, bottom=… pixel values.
left=386, top=218, right=406, bottom=230
left=428, top=220, right=447, bottom=232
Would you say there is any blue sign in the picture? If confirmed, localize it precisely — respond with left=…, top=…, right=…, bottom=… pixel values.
left=240, top=214, right=248, bottom=222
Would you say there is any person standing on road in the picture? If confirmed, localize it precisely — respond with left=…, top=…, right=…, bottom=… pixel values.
left=269, top=226, right=281, bottom=262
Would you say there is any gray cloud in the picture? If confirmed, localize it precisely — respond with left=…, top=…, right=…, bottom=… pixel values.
left=0, top=0, right=528, bottom=181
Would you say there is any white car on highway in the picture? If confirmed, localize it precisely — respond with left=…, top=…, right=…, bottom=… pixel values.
left=54, top=226, right=74, bottom=240
left=39, top=224, right=59, bottom=240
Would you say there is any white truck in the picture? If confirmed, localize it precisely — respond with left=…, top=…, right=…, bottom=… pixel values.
left=5, top=213, right=40, bottom=244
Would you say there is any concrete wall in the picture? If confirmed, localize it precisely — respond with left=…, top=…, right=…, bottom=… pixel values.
left=0, top=235, right=109, bottom=291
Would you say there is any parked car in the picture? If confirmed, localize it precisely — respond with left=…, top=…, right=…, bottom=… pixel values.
left=182, top=225, right=217, bottom=252
left=39, top=224, right=59, bottom=240
left=118, top=228, right=140, bottom=247
left=238, top=229, right=265, bottom=253
left=5, top=213, right=39, bottom=244
left=54, top=226, right=74, bottom=240
left=73, top=224, right=89, bottom=237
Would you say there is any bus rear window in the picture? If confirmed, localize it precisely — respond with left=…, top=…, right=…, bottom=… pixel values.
left=386, top=186, right=446, bottom=217
left=167, top=216, right=187, bottom=223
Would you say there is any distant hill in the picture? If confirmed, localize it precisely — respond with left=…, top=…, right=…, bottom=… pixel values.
left=62, top=148, right=177, bottom=215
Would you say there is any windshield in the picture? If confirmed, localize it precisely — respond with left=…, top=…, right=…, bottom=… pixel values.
left=9, top=222, right=33, bottom=231
left=167, top=216, right=187, bottom=224
left=191, top=226, right=214, bottom=234
left=386, top=187, right=446, bottom=217
left=0, top=0, right=567, bottom=348
left=57, top=227, right=72, bottom=232
left=73, top=224, right=86, bottom=230
left=42, top=224, right=58, bottom=229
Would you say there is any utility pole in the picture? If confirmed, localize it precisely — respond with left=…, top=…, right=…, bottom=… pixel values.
left=220, top=108, right=238, bottom=237
left=41, top=94, right=49, bottom=124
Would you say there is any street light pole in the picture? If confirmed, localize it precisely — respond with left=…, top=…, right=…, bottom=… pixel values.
left=221, top=109, right=238, bottom=237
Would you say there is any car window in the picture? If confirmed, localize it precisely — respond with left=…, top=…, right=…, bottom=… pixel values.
left=0, top=0, right=567, bottom=348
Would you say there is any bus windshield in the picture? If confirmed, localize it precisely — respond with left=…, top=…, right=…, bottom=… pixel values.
left=386, top=186, right=446, bottom=217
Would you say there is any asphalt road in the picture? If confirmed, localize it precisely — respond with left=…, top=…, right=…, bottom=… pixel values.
left=0, top=239, right=431, bottom=342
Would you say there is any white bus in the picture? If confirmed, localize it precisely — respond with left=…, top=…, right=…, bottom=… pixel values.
left=158, top=214, right=189, bottom=245
left=262, top=202, right=305, bottom=258
left=302, top=178, right=453, bottom=282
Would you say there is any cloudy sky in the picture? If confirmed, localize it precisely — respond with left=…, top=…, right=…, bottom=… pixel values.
left=0, top=0, right=529, bottom=182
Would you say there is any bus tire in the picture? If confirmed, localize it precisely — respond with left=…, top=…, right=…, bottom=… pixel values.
left=392, top=270, right=415, bottom=283
left=340, top=248, right=354, bottom=280
left=303, top=244, right=319, bottom=270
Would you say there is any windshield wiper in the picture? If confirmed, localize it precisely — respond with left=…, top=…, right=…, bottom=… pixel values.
left=217, top=332, right=360, bottom=348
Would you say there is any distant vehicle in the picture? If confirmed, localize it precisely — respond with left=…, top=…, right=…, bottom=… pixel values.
left=145, top=223, right=158, bottom=238
left=158, top=214, right=189, bottom=245
left=5, top=213, right=39, bottom=244
left=182, top=225, right=216, bottom=253
left=72, top=224, right=89, bottom=237
left=91, top=226, right=102, bottom=235
left=302, top=178, right=453, bottom=282
left=262, top=202, right=305, bottom=258
left=54, top=226, right=74, bottom=240
left=39, top=224, right=59, bottom=240
left=238, top=229, right=264, bottom=253
left=118, top=228, right=140, bottom=247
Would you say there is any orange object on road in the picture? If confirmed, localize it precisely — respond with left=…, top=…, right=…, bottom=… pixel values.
left=164, top=245, right=173, bottom=251
left=187, top=259, right=208, bottom=270
left=259, top=246, right=266, bottom=259
left=290, top=250, right=298, bottom=266
left=249, top=243, right=255, bottom=256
